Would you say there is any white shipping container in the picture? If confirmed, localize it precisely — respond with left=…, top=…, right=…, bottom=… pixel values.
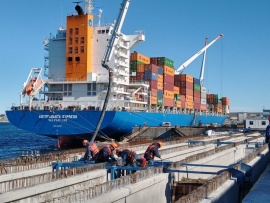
left=222, top=105, right=230, bottom=114
left=201, top=87, right=207, bottom=93
left=201, top=98, right=207, bottom=104
left=201, top=92, right=206, bottom=99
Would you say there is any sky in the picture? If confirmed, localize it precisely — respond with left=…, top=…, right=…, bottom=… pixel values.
left=1, top=0, right=270, bottom=114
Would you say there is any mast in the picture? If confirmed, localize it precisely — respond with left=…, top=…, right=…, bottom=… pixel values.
left=85, top=0, right=94, bottom=14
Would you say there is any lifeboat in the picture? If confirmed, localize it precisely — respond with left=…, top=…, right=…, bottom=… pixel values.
left=25, top=78, right=43, bottom=96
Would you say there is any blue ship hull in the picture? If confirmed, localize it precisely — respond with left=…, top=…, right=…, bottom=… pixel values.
left=5, top=110, right=227, bottom=139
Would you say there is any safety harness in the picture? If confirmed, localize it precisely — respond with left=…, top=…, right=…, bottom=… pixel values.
left=145, top=144, right=155, bottom=159
left=123, top=149, right=136, bottom=163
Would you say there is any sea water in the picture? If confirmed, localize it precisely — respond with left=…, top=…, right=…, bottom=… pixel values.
left=0, top=122, right=58, bottom=159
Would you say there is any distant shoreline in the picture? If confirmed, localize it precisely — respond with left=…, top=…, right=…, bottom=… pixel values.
left=0, top=120, right=9, bottom=123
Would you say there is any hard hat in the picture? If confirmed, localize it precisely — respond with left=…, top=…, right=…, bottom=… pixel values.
left=157, top=141, right=163, bottom=148
left=111, top=142, right=118, bottom=149
left=82, top=140, right=88, bottom=146
left=116, top=149, right=122, bottom=156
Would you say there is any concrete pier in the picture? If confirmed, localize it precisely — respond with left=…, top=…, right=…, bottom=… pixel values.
left=0, top=131, right=268, bottom=203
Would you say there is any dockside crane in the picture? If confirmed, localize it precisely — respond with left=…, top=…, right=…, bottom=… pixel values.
left=175, top=34, right=224, bottom=86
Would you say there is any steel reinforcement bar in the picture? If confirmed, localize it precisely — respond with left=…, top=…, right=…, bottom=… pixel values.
left=0, top=163, right=105, bottom=193
left=174, top=171, right=231, bottom=203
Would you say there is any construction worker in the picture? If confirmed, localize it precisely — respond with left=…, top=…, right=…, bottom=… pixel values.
left=116, top=149, right=148, bottom=168
left=144, top=141, right=163, bottom=165
left=82, top=140, right=99, bottom=162
left=95, top=142, right=118, bottom=164
left=116, top=149, right=138, bottom=166
left=115, top=149, right=147, bottom=178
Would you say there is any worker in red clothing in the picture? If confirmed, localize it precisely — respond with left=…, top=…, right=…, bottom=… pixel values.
left=95, top=142, right=118, bottom=164
left=82, top=140, right=99, bottom=162
left=144, top=141, right=163, bottom=165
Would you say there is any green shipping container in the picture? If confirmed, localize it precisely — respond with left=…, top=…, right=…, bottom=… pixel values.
left=174, top=94, right=181, bottom=101
left=194, top=84, right=201, bottom=92
left=214, top=94, right=222, bottom=104
left=157, top=57, right=174, bottom=68
left=158, top=99, right=163, bottom=105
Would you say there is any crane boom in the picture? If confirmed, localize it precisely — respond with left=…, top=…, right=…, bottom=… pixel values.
left=200, top=37, right=208, bottom=86
left=102, top=0, right=130, bottom=67
left=91, top=0, right=131, bottom=142
left=176, top=34, right=224, bottom=74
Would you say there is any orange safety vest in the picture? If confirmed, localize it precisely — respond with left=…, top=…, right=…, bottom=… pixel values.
left=88, top=143, right=99, bottom=157
left=145, top=144, right=155, bottom=159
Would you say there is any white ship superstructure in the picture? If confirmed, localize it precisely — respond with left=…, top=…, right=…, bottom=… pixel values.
left=27, top=2, right=146, bottom=112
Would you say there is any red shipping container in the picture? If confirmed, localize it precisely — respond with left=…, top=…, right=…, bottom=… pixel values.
left=180, top=81, right=193, bottom=89
left=200, top=104, right=207, bottom=111
left=181, top=95, right=186, bottom=102
left=174, top=81, right=181, bottom=87
left=180, top=74, right=193, bottom=83
left=180, top=101, right=184, bottom=107
left=163, top=82, right=174, bottom=91
left=193, top=96, right=200, bottom=104
left=129, top=76, right=137, bottom=83
left=207, top=98, right=214, bottom=104
left=194, top=102, right=200, bottom=110
left=164, top=98, right=174, bottom=107
left=150, top=57, right=158, bottom=65
left=180, top=88, right=193, bottom=96
left=174, top=74, right=181, bottom=82
left=144, top=64, right=158, bottom=73
left=136, top=73, right=144, bottom=80
left=193, top=91, right=200, bottom=98
left=149, top=80, right=158, bottom=89
left=151, top=88, right=157, bottom=97
left=163, top=74, right=174, bottom=83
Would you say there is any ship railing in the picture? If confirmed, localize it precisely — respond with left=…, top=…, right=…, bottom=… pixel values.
left=129, top=80, right=150, bottom=85
left=47, top=78, right=89, bottom=82
left=21, top=150, right=41, bottom=158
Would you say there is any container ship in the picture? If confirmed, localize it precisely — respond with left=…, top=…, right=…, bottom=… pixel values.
left=5, top=0, right=229, bottom=148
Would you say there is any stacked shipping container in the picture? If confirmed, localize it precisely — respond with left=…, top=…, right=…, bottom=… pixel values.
left=175, top=74, right=194, bottom=110
left=151, top=57, right=175, bottom=107
left=129, top=51, right=230, bottom=113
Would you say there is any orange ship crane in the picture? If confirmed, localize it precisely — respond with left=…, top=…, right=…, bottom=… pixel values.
left=176, top=34, right=224, bottom=86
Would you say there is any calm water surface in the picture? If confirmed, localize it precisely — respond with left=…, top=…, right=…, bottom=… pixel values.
left=0, top=122, right=57, bottom=159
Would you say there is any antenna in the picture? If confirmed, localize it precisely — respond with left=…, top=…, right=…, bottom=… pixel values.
left=97, top=8, right=103, bottom=26
left=73, top=1, right=83, bottom=5
left=85, top=0, right=95, bottom=14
